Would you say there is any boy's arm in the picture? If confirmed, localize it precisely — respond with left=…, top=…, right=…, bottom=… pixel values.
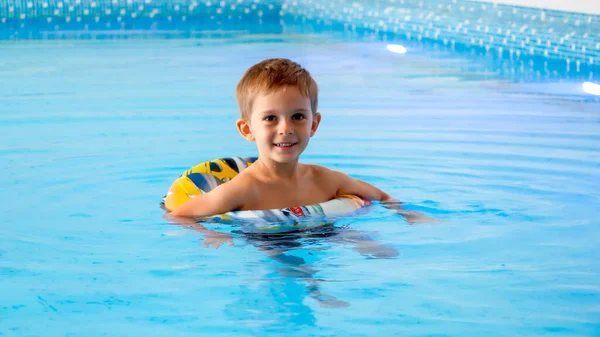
left=331, top=170, right=437, bottom=223
left=335, top=172, right=392, bottom=201
left=170, top=177, right=250, bottom=218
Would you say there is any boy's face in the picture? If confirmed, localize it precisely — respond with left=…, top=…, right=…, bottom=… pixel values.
left=237, top=86, right=321, bottom=164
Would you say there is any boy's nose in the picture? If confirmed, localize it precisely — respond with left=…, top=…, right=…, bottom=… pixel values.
left=278, top=120, right=293, bottom=135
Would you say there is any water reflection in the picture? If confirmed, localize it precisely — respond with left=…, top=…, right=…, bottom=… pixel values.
left=238, top=224, right=398, bottom=309
left=167, top=215, right=398, bottom=314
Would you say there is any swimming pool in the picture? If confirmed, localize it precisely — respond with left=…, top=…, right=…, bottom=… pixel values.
left=1, top=4, right=599, bottom=337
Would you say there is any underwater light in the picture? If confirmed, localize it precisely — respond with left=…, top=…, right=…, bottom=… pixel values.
left=582, top=82, right=600, bottom=96
left=386, top=44, right=407, bottom=54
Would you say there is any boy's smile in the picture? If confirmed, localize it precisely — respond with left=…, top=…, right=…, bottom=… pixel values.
left=237, top=85, right=321, bottom=165
left=274, top=141, right=297, bottom=149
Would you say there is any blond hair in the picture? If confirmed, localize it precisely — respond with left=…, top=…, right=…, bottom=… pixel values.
left=235, top=58, right=318, bottom=119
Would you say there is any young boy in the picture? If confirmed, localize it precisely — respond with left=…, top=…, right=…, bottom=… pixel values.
left=169, top=58, right=432, bottom=223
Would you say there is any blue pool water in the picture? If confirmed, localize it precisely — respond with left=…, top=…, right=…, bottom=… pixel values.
left=1, top=25, right=600, bottom=336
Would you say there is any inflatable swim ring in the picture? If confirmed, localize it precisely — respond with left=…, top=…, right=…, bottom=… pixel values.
left=162, top=157, right=371, bottom=233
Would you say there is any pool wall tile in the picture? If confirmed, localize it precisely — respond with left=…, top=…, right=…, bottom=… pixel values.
left=0, top=0, right=282, bottom=37
left=280, top=0, right=599, bottom=66
left=1, top=0, right=598, bottom=66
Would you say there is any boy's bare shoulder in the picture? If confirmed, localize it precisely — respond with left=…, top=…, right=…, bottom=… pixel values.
left=203, top=168, right=255, bottom=199
left=305, top=164, right=344, bottom=180
left=209, top=167, right=259, bottom=209
left=230, top=166, right=259, bottom=189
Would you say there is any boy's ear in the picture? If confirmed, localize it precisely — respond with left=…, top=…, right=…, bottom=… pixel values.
left=310, top=112, right=322, bottom=137
left=236, top=118, right=255, bottom=141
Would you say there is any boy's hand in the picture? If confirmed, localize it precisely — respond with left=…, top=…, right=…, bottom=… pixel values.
left=163, top=213, right=234, bottom=248
left=201, top=231, right=234, bottom=249
left=397, top=210, right=439, bottom=224
left=382, top=200, right=439, bottom=224
left=330, top=170, right=440, bottom=223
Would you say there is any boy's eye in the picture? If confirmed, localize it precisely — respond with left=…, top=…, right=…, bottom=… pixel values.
left=292, top=113, right=306, bottom=120
left=264, top=115, right=276, bottom=121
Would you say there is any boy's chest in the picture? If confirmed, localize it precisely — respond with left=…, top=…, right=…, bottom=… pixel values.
left=246, top=179, right=335, bottom=210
